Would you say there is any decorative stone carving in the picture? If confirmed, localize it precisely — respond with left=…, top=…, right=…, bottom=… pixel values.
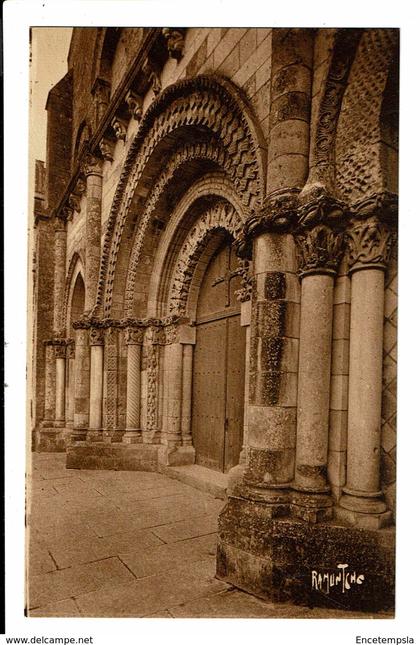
left=73, top=317, right=92, bottom=330
left=89, top=328, right=105, bottom=346
left=53, top=342, right=67, bottom=359
left=169, top=201, right=243, bottom=315
left=124, top=327, right=144, bottom=345
left=297, top=191, right=347, bottom=228
left=61, top=206, right=74, bottom=222
left=111, top=117, right=128, bottom=141
left=353, top=191, right=398, bottom=224
left=346, top=217, right=393, bottom=272
left=68, top=193, right=81, bottom=214
left=162, top=28, right=185, bottom=60
left=295, top=224, right=344, bottom=278
left=234, top=259, right=252, bottom=303
left=99, top=138, right=114, bottom=162
left=91, top=77, right=110, bottom=124
left=73, top=177, right=86, bottom=196
left=146, top=330, right=159, bottom=432
left=142, top=58, right=161, bottom=96
left=125, top=89, right=143, bottom=120
left=81, top=153, right=102, bottom=177
left=98, top=76, right=265, bottom=316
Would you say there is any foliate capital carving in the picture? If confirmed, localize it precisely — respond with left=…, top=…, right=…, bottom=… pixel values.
left=54, top=344, right=67, bottom=359
left=162, top=28, right=185, bottom=61
left=111, top=117, right=128, bottom=141
left=297, top=191, right=347, bottom=228
left=124, top=327, right=144, bottom=345
left=295, top=224, right=344, bottom=278
left=237, top=190, right=299, bottom=258
left=352, top=191, right=398, bottom=225
left=89, top=327, right=105, bottom=346
left=99, top=138, right=114, bottom=162
left=346, top=217, right=394, bottom=273
left=125, top=89, right=143, bottom=120
left=81, top=153, right=102, bottom=177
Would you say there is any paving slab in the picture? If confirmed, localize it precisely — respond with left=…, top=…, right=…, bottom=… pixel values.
left=150, top=513, right=218, bottom=543
left=28, top=556, right=135, bottom=609
left=74, top=557, right=228, bottom=617
left=28, top=598, right=81, bottom=618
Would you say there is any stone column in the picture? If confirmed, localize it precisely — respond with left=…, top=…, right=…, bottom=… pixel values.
left=53, top=217, right=67, bottom=334
left=54, top=343, right=67, bottom=424
left=81, top=154, right=103, bottom=312
left=123, top=326, right=144, bottom=444
left=180, top=325, right=196, bottom=462
left=292, top=222, right=344, bottom=521
left=42, top=341, right=56, bottom=426
left=339, top=215, right=394, bottom=528
left=239, top=299, right=251, bottom=464
left=66, top=341, right=75, bottom=428
left=88, top=327, right=104, bottom=435
left=163, top=324, right=183, bottom=452
left=72, top=321, right=90, bottom=440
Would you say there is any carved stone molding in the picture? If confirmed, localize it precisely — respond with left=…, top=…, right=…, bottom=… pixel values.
left=54, top=344, right=67, bottom=359
left=346, top=217, right=394, bottom=272
left=162, top=28, right=185, bottom=61
left=72, top=318, right=92, bottom=330
left=295, top=224, right=344, bottom=278
left=99, top=138, right=114, bottom=162
left=98, top=75, right=265, bottom=316
left=61, top=206, right=74, bottom=223
left=124, top=327, right=144, bottom=345
left=125, top=89, right=143, bottom=120
left=352, top=191, right=398, bottom=225
left=89, top=327, right=105, bottom=346
left=234, top=259, right=252, bottom=303
left=111, top=117, right=128, bottom=141
left=81, top=153, right=102, bottom=177
left=297, top=191, right=347, bottom=228
left=169, top=201, right=243, bottom=316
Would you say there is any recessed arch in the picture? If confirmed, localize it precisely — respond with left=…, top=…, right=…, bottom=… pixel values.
left=63, top=253, right=85, bottom=334
left=95, top=74, right=267, bottom=318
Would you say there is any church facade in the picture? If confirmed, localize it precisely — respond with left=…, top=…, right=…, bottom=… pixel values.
left=31, top=27, right=398, bottom=612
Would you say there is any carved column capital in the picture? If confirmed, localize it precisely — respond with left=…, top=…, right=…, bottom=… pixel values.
left=297, top=192, right=347, bottom=228
left=162, top=28, right=185, bottom=60
left=352, top=191, right=398, bottom=224
left=89, top=327, right=105, bottom=346
left=81, top=153, right=102, bottom=177
left=125, top=89, right=143, bottom=120
left=295, top=224, right=344, bottom=278
left=124, top=327, right=145, bottom=345
left=346, top=217, right=394, bottom=273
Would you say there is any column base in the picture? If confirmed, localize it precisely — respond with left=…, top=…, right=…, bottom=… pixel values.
left=34, top=425, right=69, bottom=452
left=217, top=494, right=395, bottom=613
left=290, top=490, right=333, bottom=523
left=335, top=503, right=393, bottom=530
left=122, top=429, right=143, bottom=444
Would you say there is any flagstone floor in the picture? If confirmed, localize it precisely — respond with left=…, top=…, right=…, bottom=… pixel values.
left=27, top=453, right=387, bottom=619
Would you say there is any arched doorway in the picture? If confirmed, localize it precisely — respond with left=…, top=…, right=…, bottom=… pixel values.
left=192, top=238, right=246, bottom=472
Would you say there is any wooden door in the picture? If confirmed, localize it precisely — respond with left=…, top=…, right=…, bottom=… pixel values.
left=191, top=241, right=246, bottom=472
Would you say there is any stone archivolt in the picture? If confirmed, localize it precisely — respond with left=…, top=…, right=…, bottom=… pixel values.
left=123, top=140, right=253, bottom=316
left=97, top=75, right=266, bottom=318
left=168, top=201, right=243, bottom=316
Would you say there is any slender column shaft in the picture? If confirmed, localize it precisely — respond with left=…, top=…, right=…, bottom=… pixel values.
left=239, top=301, right=251, bottom=464
left=55, top=357, right=66, bottom=422
left=82, top=156, right=102, bottom=312
left=89, top=344, right=104, bottom=430
left=73, top=327, right=90, bottom=437
left=53, top=220, right=67, bottom=334
left=165, top=342, right=183, bottom=449
left=43, top=343, right=55, bottom=423
left=181, top=344, right=193, bottom=446
left=342, top=269, right=385, bottom=509
left=294, top=274, right=334, bottom=491
left=126, top=344, right=141, bottom=428
left=66, top=356, right=75, bottom=426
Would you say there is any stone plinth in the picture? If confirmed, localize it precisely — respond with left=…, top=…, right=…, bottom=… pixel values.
left=217, top=494, right=395, bottom=613
left=66, top=442, right=159, bottom=471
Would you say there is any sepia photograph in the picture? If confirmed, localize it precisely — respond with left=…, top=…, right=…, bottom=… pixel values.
left=26, top=22, right=398, bottom=619
left=7, top=2, right=419, bottom=642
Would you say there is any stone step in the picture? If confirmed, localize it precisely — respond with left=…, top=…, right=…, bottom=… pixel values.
left=160, top=464, right=228, bottom=500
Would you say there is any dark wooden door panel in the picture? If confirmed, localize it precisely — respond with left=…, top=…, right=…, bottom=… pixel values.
left=192, top=319, right=226, bottom=471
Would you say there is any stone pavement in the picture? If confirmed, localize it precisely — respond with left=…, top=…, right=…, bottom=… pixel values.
left=27, top=453, right=387, bottom=619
